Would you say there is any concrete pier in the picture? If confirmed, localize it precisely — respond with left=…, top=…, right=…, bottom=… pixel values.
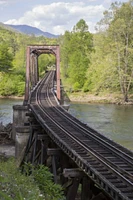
left=15, top=126, right=30, bottom=159
left=12, top=105, right=29, bottom=140
left=12, top=105, right=30, bottom=159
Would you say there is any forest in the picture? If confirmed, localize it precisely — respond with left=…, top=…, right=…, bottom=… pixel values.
left=0, top=0, right=133, bottom=102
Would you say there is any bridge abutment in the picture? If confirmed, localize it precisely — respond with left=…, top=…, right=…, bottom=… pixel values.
left=12, top=105, right=30, bottom=160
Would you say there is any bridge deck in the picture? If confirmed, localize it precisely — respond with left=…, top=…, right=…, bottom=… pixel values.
left=27, top=70, right=133, bottom=200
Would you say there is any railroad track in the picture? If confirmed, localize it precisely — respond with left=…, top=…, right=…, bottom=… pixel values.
left=29, top=70, right=133, bottom=200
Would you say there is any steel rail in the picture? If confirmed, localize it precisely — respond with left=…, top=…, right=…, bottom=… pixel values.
left=29, top=70, right=133, bottom=200
left=47, top=91, right=133, bottom=182
left=39, top=75, right=133, bottom=186
left=49, top=94, right=133, bottom=164
left=42, top=73, right=133, bottom=184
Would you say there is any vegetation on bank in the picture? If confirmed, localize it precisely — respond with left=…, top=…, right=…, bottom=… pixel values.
left=0, top=27, right=56, bottom=96
left=60, top=0, right=133, bottom=103
left=0, top=158, right=64, bottom=200
left=1, top=0, right=133, bottom=103
left=67, top=91, right=133, bottom=104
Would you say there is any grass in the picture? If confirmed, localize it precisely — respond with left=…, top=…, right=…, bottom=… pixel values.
left=0, top=158, right=64, bottom=200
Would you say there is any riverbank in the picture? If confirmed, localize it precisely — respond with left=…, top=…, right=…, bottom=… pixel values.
left=67, top=92, right=133, bottom=104
left=0, top=95, right=24, bottom=100
left=0, top=92, right=133, bottom=104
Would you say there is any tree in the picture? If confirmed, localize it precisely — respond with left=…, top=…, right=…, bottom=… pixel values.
left=97, top=1, right=133, bottom=102
left=0, top=25, right=58, bottom=96
left=85, top=33, right=119, bottom=93
left=38, top=54, right=55, bottom=77
left=0, top=43, right=13, bottom=72
left=60, top=31, right=71, bottom=79
left=73, top=19, right=89, bottom=33
left=60, top=19, right=93, bottom=91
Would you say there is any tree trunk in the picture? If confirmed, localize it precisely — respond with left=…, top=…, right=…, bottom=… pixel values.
left=123, top=91, right=128, bottom=102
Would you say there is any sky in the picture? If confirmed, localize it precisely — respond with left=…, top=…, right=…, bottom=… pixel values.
left=0, top=0, right=128, bottom=35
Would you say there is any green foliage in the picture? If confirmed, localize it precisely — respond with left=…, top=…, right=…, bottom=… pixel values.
left=73, top=82, right=81, bottom=92
left=0, top=158, right=64, bottom=200
left=85, top=33, right=120, bottom=93
left=0, top=158, right=44, bottom=200
left=39, top=54, right=55, bottom=77
left=60, top=3, right=133, bottom=101
left=0, top=25, right=58, bottom=97
left=1, top=8, right=133, bottom=101
left=32, top=165, right=64, bottom=200
left=73, top=19, right=89, bottom=33
left=95, top=0, right=133, bottom=101
left=0, top=73, right=25, bottom=96
left=0, top=43, right=13, bottom=72
left=60, top=19, right=93, bottom=91
left=0, top=191, right=12, bottom=200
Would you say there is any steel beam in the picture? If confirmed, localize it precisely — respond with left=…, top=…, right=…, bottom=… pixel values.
left=56, top=45, right=61, bottom=100
left=24, top=45, right=61, bottom=104
left=34, top=54, right=39, bottom=84
left=24, top=46, right=30, bottom=105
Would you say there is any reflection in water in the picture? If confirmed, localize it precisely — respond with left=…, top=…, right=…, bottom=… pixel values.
left=0, top=99, right=23, bottom=125
left=69, top=103, right=133, bottom=151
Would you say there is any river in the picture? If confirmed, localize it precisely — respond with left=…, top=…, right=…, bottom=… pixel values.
left=0, top=98, right=23, bottom=125
left=0, top=99, right=133, bottom=151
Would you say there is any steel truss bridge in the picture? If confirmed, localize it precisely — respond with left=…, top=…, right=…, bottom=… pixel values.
left=20, top=45, right=133, bottom=200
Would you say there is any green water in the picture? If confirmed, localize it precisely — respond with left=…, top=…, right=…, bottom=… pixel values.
left=69, top=102, right=133, bottom=151
left=0, top=99, right=133, bottom=151
left=0, top=98, right=23, bottom=125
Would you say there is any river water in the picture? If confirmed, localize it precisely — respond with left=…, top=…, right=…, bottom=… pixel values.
left=0, top=98, right=23, bottom=125
left=0, top=99, right=133, bottom=151
left=69, top=102, right=133, bottom=151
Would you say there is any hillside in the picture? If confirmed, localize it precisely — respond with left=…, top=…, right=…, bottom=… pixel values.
left=0, top=22, right=19, bottom=33
left=6, top=24, right=59, bottom=38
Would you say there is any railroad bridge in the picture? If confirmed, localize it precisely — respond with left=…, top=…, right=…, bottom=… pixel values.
left=13, top=45, right=133, bottom=200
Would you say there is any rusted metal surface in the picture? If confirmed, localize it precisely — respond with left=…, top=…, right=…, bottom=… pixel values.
left=24, top=45, right=61, bottom=104
left=24, top=47, right=30, bottom=105
left=56, top=45, right=61, bottom=100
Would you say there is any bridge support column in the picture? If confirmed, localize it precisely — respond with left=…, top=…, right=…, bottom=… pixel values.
left=81, top=177, right=93, bottom=200
left=22, top=116, right=50, bottom=165
left=12, top=105, right=30, bottom=163
left=12, top=105, right=29, bottom=141
left=15, top=126, right=30, bottom=160
left=63, top=168, right=105, bottom=200
left=47, top=148, right=61, bottom=183
left=63, top=168, right=82, bottom=200
left=66, top=177, right=81, bottom=200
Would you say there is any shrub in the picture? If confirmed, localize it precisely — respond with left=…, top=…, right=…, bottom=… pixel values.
left=0, top=158, right=44, bottom=200
left=32, top=165, right=64, bottom=200
left=0, top=158, right=64, bottom=200
left=0, top=74, right=25, bottom=96
left=73, top=82, right=81, bottom=92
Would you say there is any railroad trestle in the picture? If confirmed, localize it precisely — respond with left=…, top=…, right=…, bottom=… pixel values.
left=12, top=45, right=133, bottom=200
left=21, top=114, right=108, bottom=200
